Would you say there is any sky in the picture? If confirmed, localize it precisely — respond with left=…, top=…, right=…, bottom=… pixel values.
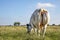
left=0, top=0, right=60, bottom=25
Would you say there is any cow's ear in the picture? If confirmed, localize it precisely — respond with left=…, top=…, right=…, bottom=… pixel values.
left=26, top=24, right=29, bottom=26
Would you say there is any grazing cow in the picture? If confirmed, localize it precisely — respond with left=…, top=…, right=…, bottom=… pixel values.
left=27, top=8, right=50, bottom=38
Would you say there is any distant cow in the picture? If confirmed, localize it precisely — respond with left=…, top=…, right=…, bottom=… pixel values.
left=27, top=8, right=50, bottom=38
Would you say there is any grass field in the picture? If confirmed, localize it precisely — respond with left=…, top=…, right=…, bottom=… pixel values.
left=0, top=26, right=60, bottom=40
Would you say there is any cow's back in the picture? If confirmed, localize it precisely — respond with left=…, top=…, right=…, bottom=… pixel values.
left=30, top=9, right=50, bottom=28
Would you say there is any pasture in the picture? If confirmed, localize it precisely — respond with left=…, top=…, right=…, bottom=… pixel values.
left=0, top=26, right=60, bottom=40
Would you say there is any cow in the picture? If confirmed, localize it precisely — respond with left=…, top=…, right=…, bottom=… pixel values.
left=26, top=8, right=50, bottom=39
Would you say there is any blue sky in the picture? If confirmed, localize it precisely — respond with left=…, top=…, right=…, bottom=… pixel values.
left=0, top=0, right=60, bottom=25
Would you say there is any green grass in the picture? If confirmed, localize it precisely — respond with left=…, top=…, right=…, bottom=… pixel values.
left=0, top=26, right=60, bottom=40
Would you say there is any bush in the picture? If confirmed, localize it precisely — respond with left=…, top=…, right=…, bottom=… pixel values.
left=14, top=22, right=20, bottom=26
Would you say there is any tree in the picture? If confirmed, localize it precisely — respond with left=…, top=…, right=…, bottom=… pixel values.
left=58, top=24, right=60, bottom=26
left=52, top=24, right=55, bottom=26
left=14, top=22, right=20, bottom=26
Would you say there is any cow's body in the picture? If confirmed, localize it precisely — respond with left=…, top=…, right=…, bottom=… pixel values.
left=27, top=8, right=50, bottom=38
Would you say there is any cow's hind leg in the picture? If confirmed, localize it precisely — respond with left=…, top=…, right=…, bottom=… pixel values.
left=42, top=25, right=47, bottom=40
left=37, top=27, right=41, bottom=36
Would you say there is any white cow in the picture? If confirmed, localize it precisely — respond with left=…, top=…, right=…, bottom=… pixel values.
left=27, top=8, right=50, bottom=38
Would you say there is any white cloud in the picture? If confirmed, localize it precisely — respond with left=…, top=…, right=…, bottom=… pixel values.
left=36, top=3, right=55, bottom=8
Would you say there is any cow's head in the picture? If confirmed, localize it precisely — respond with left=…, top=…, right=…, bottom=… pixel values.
left=26, top=24, right=32, bottom=33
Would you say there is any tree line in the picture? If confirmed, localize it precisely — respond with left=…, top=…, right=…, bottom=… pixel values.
left=13, top=22, right=60, bottom=26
